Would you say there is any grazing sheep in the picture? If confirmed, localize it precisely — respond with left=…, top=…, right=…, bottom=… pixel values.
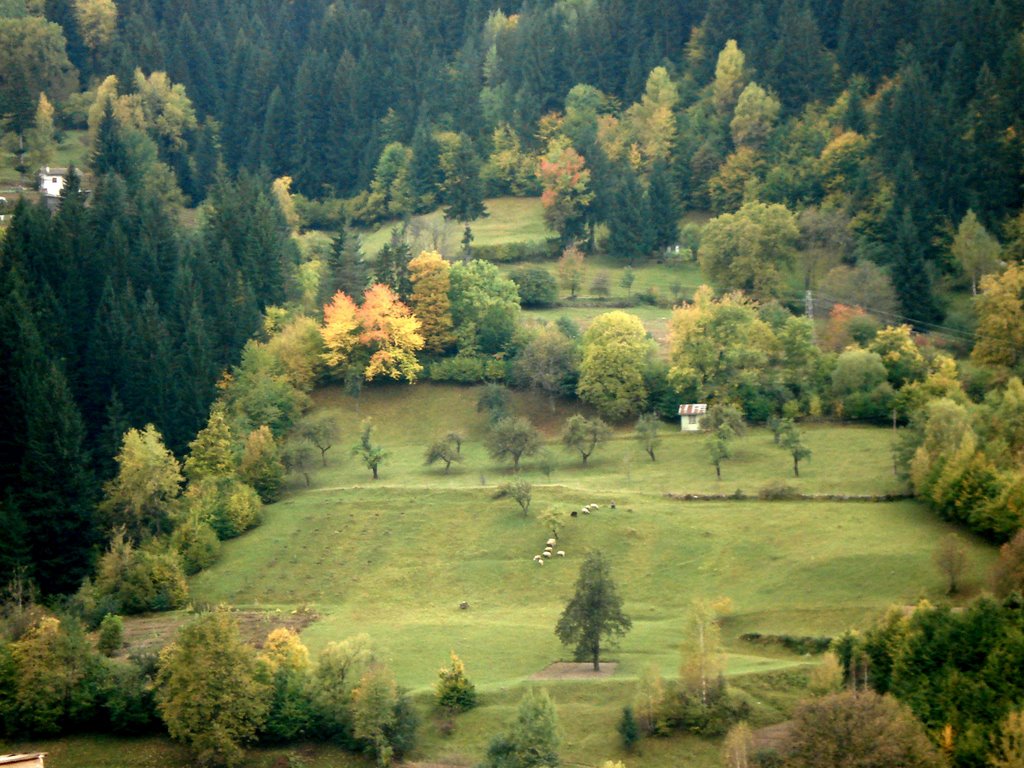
left=543, top=551, right=552, bottom=558
left=610, top=501, right=616, bottom=509
left=556, top=550, right=565, bottom=557
left=582, top=507, right=590, bottom=515
left=570, top=510, right=578, bottom=517
left=533, top=555, right=542, bottom=562
left=591, top=504, right=600, bottom=510
left=459, top=601, right=470, bottom=610
left=546, top=538, right=557, bottom=547
left=537, top=559, right=544, bottom=566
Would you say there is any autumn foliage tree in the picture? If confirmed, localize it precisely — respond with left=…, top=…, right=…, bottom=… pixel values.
left=321, top=291, right=360, bottom=375
left=407, top=250, right=455, bottom=353
left=356, top=284, right=424, bottom=382
left=538, top=138, right=594, bottom=247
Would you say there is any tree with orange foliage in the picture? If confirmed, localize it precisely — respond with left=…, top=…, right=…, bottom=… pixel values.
left=537, top=137, right=594, bottom=247
left=408, top=250, right=455, bottom=353
left=356, top=284, right=424, bottom=382
left=320, top=291, right=360, bottom=375
left=822, top=303, right=870, bottom=352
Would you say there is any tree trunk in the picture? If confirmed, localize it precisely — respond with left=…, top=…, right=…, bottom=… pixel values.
left=320, top=448, right=329, bottom=466
left=793, top=457, right=799, bottom=477
left=715, top=463, right=721, bottom=479
left=647, top=448, right=655, bottom=461
left=592, top=644, right=600, bottom=671
left=372, top=465, right=379, bottom=480
left=582, top=452, right=589, bottom=465
left=443, top=460, right=450, bottom=474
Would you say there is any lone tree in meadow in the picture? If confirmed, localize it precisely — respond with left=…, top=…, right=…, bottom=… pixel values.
left=707, top=425, right=734, bottom=480
left=354, top=419, right=388, bottom=480
left=561, top=414, right=612, bottom=466
left=779, top=419, right=811, bottom=477
left=555, top=551, right=631, bottom=671
left=498, top=476, right=533, bottom=516
left=635, top=413, right=661, bottom=461
left=935, top=533, right=968, bottom=595
left=298, top=413, right=339, bottom=466
left=486, top=416, right=541, bottom=471
left=425, top=435, right=463, bottom=474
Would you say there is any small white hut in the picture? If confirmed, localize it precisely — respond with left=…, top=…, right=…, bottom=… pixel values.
left=678, top=403, right=707, bottom=432
left=0, top=754, right=47, bottom=768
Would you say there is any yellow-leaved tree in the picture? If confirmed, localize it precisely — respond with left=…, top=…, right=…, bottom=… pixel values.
left=408, top=250, right=455, bottom=353
left=320, top=290, right=360, bottom=374
left=357, top=283, right=424, bottom=382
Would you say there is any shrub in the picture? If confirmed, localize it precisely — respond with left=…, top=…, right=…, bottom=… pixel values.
left=511, top=267, right=558, bottom=307
left=98, top=614, right=124, bottom=657
left=184, top=478, right=263, bottom=540
left=435, top=652, right=476, bottom=712
left=473, top=241, right=554, bottom=263
left=172, top=519, right=222, bottom=575
left=429, top=353, right=508, bottom=384
left=758, top=481, right=799, bottom=500
left=91, top=534, right=189, bottom=614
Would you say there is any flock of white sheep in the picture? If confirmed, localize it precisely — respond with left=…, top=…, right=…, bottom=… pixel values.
left=532, top=503, right=603, bottom=565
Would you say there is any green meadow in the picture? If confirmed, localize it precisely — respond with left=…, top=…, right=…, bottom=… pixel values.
left=10, top=383, right=998, bottom=767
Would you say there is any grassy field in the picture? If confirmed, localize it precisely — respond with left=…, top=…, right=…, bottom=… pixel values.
left=0, top=130, right=90, bottom=191
left=360, top=197, right=554, bottom=255
left=9, top=382, right=998, bottom=768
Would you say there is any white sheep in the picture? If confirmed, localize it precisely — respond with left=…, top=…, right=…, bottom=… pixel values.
left=546, top=538, right=557, bottom=547
left=543, top=551, right=552, bottom=558
left=544, top=545, right=553, bottom=552
left=556, top=550, right=565, bottom=557
left=581, top=507, right=590, bottom=515
left=533, top=555, right=543, bottom=562
left=537, top=559, right=544, bottom=566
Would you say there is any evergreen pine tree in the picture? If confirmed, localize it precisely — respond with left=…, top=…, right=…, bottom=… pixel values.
left=606, top=168, right=653, bottom=265
left=890, top=207, right=940, bottom=326
left=321, top=228, right=369, bottom=306
left=648, top=162, right=680, bottom=251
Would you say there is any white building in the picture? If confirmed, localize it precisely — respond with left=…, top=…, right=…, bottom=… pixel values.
left=38, top=167, right=69, bottom=198
left=0, top=754, right=47, bottom=768
left=678, top=403, right=707, bottom=432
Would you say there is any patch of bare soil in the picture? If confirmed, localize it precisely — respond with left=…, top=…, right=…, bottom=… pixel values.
left=118, top=608, right=318, bottom=656
left=530, top=661, right=618, bottom=679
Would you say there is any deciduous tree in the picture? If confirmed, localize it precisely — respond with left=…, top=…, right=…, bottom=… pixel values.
left=780, top=690, right=944, bottom=768
left=538, top=138, right=594, bottom=247
left=934, top=533, right=968, bottom=595
left=950, top=210, right=999, bottom=296
left=408, top=250, right=455, bottom=353
left=557, top=245, right=587, bottom=298
left=156, top=611, right=270, bottom=768
left=100, top=424, right=182, bottom=540
left=353, top=419, right=387, bottom=480
left=577, top=311, right=651, bottom=421
left=486, top=417, right=540, bottom=471
left=356, top=284, right=424, bottom=382
left=635, top=413, right=661, bottom=461
left=352, top=663, right=399, bottom=767
left=699, top=202, right=799, bottom=301
left=425, top=435, right=463, bottom=474
left=321, top=291, right=360, bottom=374
left=561, top=414, right=611, bottom=466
